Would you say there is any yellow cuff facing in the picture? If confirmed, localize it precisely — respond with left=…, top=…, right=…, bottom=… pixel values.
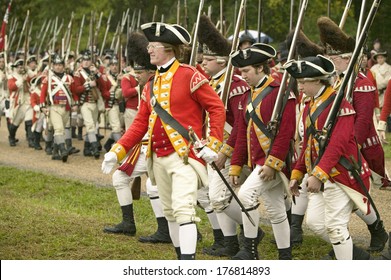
left=206, top=136, right=223, bottom=153
left=110, top=143, right=127, bottom=162
left=264, top=155, right=285, bottom=172
left=291, top=169, right=304, bottom=183
left=312, top=166, right=329, bottom=183
left=219, top=143, right=234, bottom=158
left=229, top=165, right=242, bottom=177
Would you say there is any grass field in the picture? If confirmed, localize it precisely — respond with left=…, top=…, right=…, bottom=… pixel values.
left=0, top=165, right=335, bottom=260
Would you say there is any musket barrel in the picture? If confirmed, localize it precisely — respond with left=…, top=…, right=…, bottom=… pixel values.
left=269, top=0, right=308, bottom=126
left=189, top=0, right=205, bottom=67
left=339, top=0, right=353, bottom=29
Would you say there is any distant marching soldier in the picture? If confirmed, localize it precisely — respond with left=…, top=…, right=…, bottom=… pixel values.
left=120, top=67, right=139, bottom=131
left=73, top=50, right=105, bottom=159
left=7, top=58, right=34, bottom=147
left=0, top=52, right=8, bottom=120
left=100, top=56, right=123, bottom=150
left=40, top=55, right=78, bottom=162
left=30, top=75, right=44, bottom=150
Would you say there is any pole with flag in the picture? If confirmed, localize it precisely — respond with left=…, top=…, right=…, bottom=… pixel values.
left=0, top=0, right=12, bottom=52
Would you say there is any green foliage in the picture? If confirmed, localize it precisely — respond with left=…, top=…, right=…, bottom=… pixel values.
left=0, top=165, right=333, bottom=260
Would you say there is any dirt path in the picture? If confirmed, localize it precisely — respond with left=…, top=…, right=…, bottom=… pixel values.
left=1, top=116, right=390, bottom=251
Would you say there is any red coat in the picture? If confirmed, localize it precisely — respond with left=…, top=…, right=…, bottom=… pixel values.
left=116, top=61, right=225, bottom=164
left=292, top=87, right=371, bottom=201
left=230, top=77, right=296, bottom=175
left=40, top=73, right=77, bottom=111
left=73, top=67, right=106, bottom=103
left=380, top=79, right=391, bottom=122
left=121, top=73, right=139, bottom=110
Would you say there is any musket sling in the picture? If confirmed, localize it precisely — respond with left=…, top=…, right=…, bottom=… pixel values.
left=245, top=86, right=273, bottom=139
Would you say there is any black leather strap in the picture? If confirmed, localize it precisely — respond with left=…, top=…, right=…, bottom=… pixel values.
left=245, top=86, right=274, bottom=139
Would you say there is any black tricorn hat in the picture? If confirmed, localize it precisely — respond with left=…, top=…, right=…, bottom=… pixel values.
left=317, top=16, right=355, bottom=56
left=198, top=15, right=231, bottom=57
left=230, top=43, right=276, bottom=67
left=286, top=29, right=325, bottom=58
left=127, top=31, right=156, bottom=71
left=141, top=22, right=191, bottom=46
left=284, top=55, right=335, bottom=80
left=53, top=54, right=64, bottom=65
left=12, top=59, right=24, bottom=67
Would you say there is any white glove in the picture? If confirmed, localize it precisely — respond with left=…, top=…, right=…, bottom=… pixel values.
left=196, top=146, right=218, bottom=164
left=101, top=151, right=118, bottom=174
left=33, top=105, right=40, bottom=112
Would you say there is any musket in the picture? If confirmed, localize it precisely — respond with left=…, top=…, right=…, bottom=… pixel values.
left=345, top=0, right=367, bottom=102
left=110, top=22, right=120, bottom=51
left=219, top=0, right=224, bottom=34
left=76, top=14, right=85, bottom=55
left=188, top=126, right=256, bottom=227
left=87, top=11, right=94, bottom=50
left=137, top=9, right=142, bottom=31
left=115, top=9, right=129, bottom=56
left=220, top=0, right=247, bottom=109
left=189, top=0, right=205, bottom=67
left=207, top=5, right=212, bottom=18
left=233, top=1, right=238, bottom=28
left=177, top=1, right=180, bottom=25
left=161, top=14, right=165, bottom=23
left=268, top=0, right=308, bottom=139
left=100, top=10, right=112, bottom=57
left=184, top=0, right=189, bottom=29
left=289, top=0, right=294, bottom=30
left=327, top=0, right=331, bottom=18
left=130, top=10, right=136, bottom=33
left=339, top=0, right=353, bottom=29
left=32, top=19, right=47, bottom=53
left=95, top=11, right=103, bottom=43
left=37, top=19, right=52, bottom=58
left=64, top=12, right=74, bottom=54
left=53, top=18, right=64, bottom=52
left=51, top=17, right=58, bottom=51
left=16, top=10, right=29, bottom=53
left=152, top=5, right=158, bottom=22
left=8, top=19, right=18, bottom=51
left=22, top=12, right=30, bottom=72
left=257, top=0, right=262, bottom=42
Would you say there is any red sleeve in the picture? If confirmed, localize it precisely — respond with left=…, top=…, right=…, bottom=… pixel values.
left=380, top=79, right=391, bottom=122
left=317, top=106, right=356, bottom=175
left=40, top=79, right=48, bottom=105
left=7, top=78, right=18, bottom=92
left=226, top=93, right=246, bottom=148
left=121, top=75, right=138, bottom=99
left=352, top=82, right=376, bottom=146
left=73, top=74, right=86, bottom=95
left=230, top=94, right=249, bottom=167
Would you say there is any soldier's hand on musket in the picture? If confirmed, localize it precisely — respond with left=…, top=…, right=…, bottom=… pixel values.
left=71, top=105, right=78, bottom=112
left=289, top=179, right=300, bottom=197
left=40, top=107, right=49, bottom=115
left=89, top=65, right=98, bottom=73
left=306, top=175, right=322, bottom=193
left=258, top=165, right=275, bottom=181
left=214, top=152, right=228, bottom=170
left=101, top=151, right=118, bottom=174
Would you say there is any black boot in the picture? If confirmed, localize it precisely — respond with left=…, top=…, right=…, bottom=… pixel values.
left=138, top=217, right=172, bottom=243
left=367, top=220, right=389, bottom=252
left=104, top=204, right=136, bottom=236
left=208, top=235, right=240, bottom=257
left=77, top=126, right=83, bottom=141
left=90, top=142, right=100, bottom=159
left=290, top=214, right=304, bottom=246
left=181, top=253, right=195, bottom=260
left=33, top=131, right=43, bottom=150
left=8, top=124, right=18, bottom=147
left=51, top=144, right=61, bottom=160
left=104, top=138, right=116, bottom=152
left=45, top=141, right=53, bottom=155
left=175, top=247, right=181, bottom=260
left=202, top=229, right=225, bottom=255
left=71, top=127, right=77, bottom=138
left=25, top=121, right=35, bottom=148
left=83, top=141, right=93, bottom=157
left=353, top=244, right=371, bottom=260
left=58, top=143, right=69, bottom=162
left=232, top=236, right=260, bottom=260
left=278, top=247, right=292, bottom=260
left=65, top=138, right=80, bottom=155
